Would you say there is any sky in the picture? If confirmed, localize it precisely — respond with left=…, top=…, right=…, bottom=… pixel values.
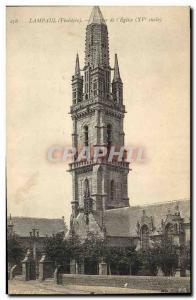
left=7, top=6, right=190, bottom=224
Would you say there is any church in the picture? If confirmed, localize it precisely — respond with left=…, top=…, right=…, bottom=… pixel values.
left=68, top=6, right=190, bottom=263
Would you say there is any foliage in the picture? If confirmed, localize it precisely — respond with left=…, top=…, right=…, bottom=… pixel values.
left=184, top=241, right=191, bottom=271
left=67, top=233, right=83, bottom=261
left=104, top=245, right=138, bottom=275
left=44, top=232, right=83, bottom=265
left=43, top=231, right=180, bottom=276
left=83, top=232, right=105, bottom=262
left=137, top=249, right=159, bottom=276
left=7, top=237, right=24, bottom=266
left=153, top=239, right=179, bottom=276
left=44, top=235, right=70, bottom=266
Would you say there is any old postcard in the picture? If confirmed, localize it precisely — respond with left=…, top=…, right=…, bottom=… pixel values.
left=7, top=6, right=191, bottom=295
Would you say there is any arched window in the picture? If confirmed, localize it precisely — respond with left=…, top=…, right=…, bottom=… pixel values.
left=165, top=223, right=173, bottom=242
left=84, top=125, right=89, bottom=146
left=110, top=180, right=115, bottom=201
left=141, top=225, right=149, bottom=250
left=107, top=124, right=112, bottom=146
left=73, top=89, right=76, bottom=104
left=83, top=178, right=90, bottom=198
left=93, top=81, right=97, bottom=96
left=83, top=178, right=92, bottom=221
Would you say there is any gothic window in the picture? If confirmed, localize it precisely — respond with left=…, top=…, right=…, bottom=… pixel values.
left=141, top=225, right=150, bottom=250
left=93, top=81, right=97, bottom=96
left=110, top=180, right=115, bottom=201
left=93, top=81, right=97, bottom=90
left=83, top=178, right=92, bottom=222
left=83, top=178, right=90, bottom=198
left=84, top=125, right=89, bottom=146
left=107, top=124, right=112, bottom=146
left=73, top=90, right=76, bottom=103
left=165, top=223, right=173, bottom=243
left=117, top=182, right=122, bottom=199
left=78, top=91, right=82, bottom=102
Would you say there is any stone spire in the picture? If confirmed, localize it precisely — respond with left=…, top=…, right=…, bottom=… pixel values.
left=113, top=54, right=122, bottom=82
left=75, top=53, right=80, bottom=76
left=88, top=6, right=106, bottom=25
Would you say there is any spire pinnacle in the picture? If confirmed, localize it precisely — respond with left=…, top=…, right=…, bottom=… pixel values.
left=75, top=53, right=80, bottom=76
left=88, top=6, right=106, bottom=25
left=8, top=213, right=13, bottom=226
left=113, top=54, right=122, bottom=82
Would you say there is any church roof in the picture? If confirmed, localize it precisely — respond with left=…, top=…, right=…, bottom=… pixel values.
left=7, top=216, right=65, bottom=237
left=103, top=199, right=190, bottom=238
left=88, top=6, right=106, bottom=25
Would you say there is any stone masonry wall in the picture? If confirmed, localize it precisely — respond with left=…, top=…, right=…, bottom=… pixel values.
left=61, top=274, right=190, bottom=293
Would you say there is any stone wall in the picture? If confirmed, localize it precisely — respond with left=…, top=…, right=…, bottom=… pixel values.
left=61, top=274, right=190, bottom=293
left=106, top=236, right=134, bottom=247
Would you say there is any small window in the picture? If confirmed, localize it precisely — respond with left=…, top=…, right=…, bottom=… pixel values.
left=107, top=124, right=112, bottom=146
left=93, top=81, right=97, bottom=90
left=73, top=91, right=76, bottom=99
left=141, top=225, right=149, bottom=250
left=84, top=125, right=89, bottom=146
left=165, top=223, right=173, bottom=242
left=111, top=180, right=115, bottom=201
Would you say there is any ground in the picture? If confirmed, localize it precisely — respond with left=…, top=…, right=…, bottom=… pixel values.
left=8, top=279, right=160, bottom=295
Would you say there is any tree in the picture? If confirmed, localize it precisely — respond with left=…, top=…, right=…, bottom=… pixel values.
left=44, top=235, right=70, bottom=266
left=184, top=241, right=191, bottom=271
left=104, top=246, right=138, bottom=275
left=153, top=240, right=179, bottom=276
left=67, top=233, right=83, bottom=261
left=136, top=249, right=159, bottom=276
left=7, top=237, right=24, bottom=266
left=83, top=232, right=105, bottom=262
left=44, top=232, right=83, bottom=272
left=82, top=232, right=105, bottom=274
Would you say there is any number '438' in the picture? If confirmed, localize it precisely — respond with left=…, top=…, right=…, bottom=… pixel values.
left=10, top=19, right=18, bottom=24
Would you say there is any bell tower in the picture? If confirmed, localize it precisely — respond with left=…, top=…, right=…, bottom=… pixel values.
left=69, top=6, right=130, bottom=222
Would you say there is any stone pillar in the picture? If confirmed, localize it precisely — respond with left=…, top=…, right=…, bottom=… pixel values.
left=175, top=269, right=181, bottom=277
left=22, top=249, right=36, bottom=281
left=99, top=261, right=107, bottom=275
left=10, top=265, right=17, bottom=280
left=54, top=265, right=63, bottom=285
left=38, top=253, right=55, bottom=281
left=78, top=260, right=84, bottom=274
left=70, top=259, right=78, bottom=274
left=157, top=267, right=164, bottom=276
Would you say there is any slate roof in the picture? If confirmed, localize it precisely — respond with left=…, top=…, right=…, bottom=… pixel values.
left=103, top=199, right=190, bottom=238
left=7, top=217, right=65, bottom=237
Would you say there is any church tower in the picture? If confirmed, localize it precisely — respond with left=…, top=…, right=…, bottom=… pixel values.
left=69, top=6, right=130, bottom=225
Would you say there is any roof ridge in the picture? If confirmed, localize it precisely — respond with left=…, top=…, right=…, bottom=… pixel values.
left=130, top=198, right=190, bottom=208
left=105, top=198, right=190, bottom=212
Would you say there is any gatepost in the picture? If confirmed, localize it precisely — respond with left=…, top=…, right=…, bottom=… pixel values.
left=70, top=259, right=78, bottom=274
left=22, top=249, right=36, bottom=281
left=39, top=253, right=55, bottom=281
left=99, top=260, right=107, bottom=275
